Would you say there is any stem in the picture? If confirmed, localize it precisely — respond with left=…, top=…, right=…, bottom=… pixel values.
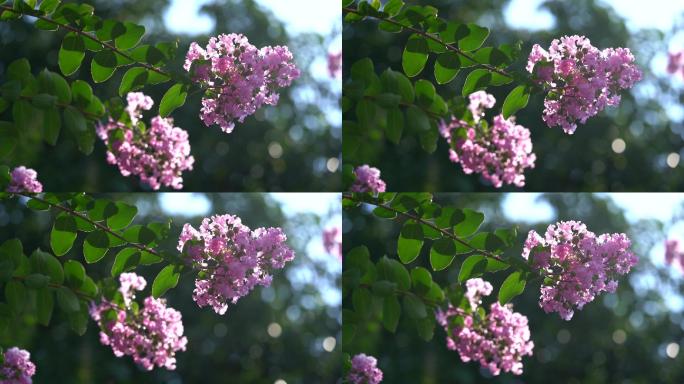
left=343, top=7, right=513, bottom=80
left=363, top=94, right=444, bottom=119
left=20, top=194, right=165, bottom=260
left=0, top=5, right=169, bottom=77
left=18, top=95, right=101, bottom=120
left=11, top=275, right=95, bottom=301
left=359, top=283, right=442, bottom=308
left=343, top=194, right=506, bottom=263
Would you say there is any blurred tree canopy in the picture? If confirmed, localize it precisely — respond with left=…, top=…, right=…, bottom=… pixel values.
left=343, top=193, right=684, bottom=383
left=0, top=193, right=341, bottom=383
left=343, top=0, right=684, bottom=191
left=0, top=0, right=341, bottom=192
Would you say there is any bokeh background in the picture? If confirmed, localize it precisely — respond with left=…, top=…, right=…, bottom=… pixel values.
left=0, top=0, right=342, bottom=191
left=0, top=193, right=341, bottom=384
left=343, top=193, right=684, bottom=383
left=343, top=0, right=684, bottom=191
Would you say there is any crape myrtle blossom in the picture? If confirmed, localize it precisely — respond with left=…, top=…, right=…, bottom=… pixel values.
left=522, top=220, right=637, bottom=320
left=184, top=33, right=300, bottom=133
left=347, top=353, right=383, bottom=384
left=0, top=347, right=36, bottom=384
left=177, top=214, right=295, bottom=315
left=7, top=167, right=42, bottom=193
left=439, top=91, right=536, bottom=188
left=665, top=238, right=684, bottom=270
left=89, top=273, right=188, bottom=371
left=323, top=227, right=342, bottom=259
left=328, top=51, right=342, bottom=78
left=436, top=278, right=534, bottom=376
left=667, top=50, right=684, bottom=78
left=97, top=92, right=195, bottom=190
left=527, top=35, right=642, bottom=134
left=351, top=165, right=386, bottom=193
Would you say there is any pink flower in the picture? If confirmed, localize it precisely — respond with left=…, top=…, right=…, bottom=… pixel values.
left=178, top=214, right=295, bottom=315
left=523, top=221, right=637, bottom=320
left=97, top=92, right=195, bottom=190
left=328, top=51, right=342, bottom=78
left=323, top=227, right=342, bottom=259
left=527, top=35, right=642, bottom=134
left=351, top=165, right=386, bottom=193
left=0, top=347, right=36, bottom=384
left=348, top=353, right=383, bottom=384
left=436, top=279, right=534, bottom=376
left=440, top=93, right=536, bottom=188
left=184, top=34, right=300, bottom=133
left=665, top=238, right=684, bottom=271
left=89, top=273, right=188, bottom=371
left=667, top=50, right=684, bottom=78
left=7, top=166, right=42, bottom=193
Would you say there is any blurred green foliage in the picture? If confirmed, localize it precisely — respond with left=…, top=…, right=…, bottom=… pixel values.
left=0, top=193, right=341, bottom=383
left=343, top=193, right=684, bottom=383
left=0, top=0, right=341, bottom=191
left=343, top=0, right=684, bottom=191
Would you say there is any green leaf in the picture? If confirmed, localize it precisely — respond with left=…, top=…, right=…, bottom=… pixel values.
left=119, top=67, right=148, bottom=96
left=405, top=105, right=430, bottom=132
left=159, top=83, right=187, bottom=117
left=403, top=294, right=427, bottom=319
left=106, top=202, right=137, bottom=230
left=24, top=273, right=50, bottom=289
left=458, top=255, right=488, bottom=283
left=454, top=208, right=485, bottom=237
left=51, top=214, right=78, bottom=256
left=385, top=107, right=404, bottom=144
left=381, top=69, right=414, bottom=104
left=115, top=22, right=145, bottom=50
left=411, top=267, right=432, bottom=295
left=30, top=249, right=64, bottom=284
left=0, top=122, right=17, bottom=158
left=35, top=288, right=54, bottom=326
left=123, top=225, right=157, bottom=245
left=7, top=58, right=30, bottom=82
left=42, top=106, right=61, bottom=145
left=56, top=286, right=80, bottom=312
left=58, top=32, right=85, bottom=76
left=459, top=23, right=489, bottom=51
left=63, top=260, right=85, bottom=288
left=91, top=50, right=118, bottom=83
left=434, top=52, right=461, bottom=84
left=352, top=287, right=372, bottom=314
left=498, top=271, right=527, bottom=304
left=397, top=222, right=423, bottom=264
left=70, top=80, right=93, bottom=107
left=68, top=309, right=88, bottom=335
left=152, top=265, right=180, bottom=297
left=111, top=248, right=141, bottom=277
left=382, top=295, right=401, bottom=332
left=39, top=0, right=60, bottom=14
left=13, top=100, right=43, bottom=133
left=372, top=206, right=396, bottom=219
left=402, top=34, right=429, bottom=77
left=429, top=238, right=456, bottom=271
left=5, top=280, right=26, bottom=313
left=83, top=230, right=109, bottom=263
left=415, top=316, right=435, bottom=341
left=63, top=105, right=86, bottom=133
left=502, top=85, right=530, bottom=119
left=414, top=79, right=435, bottom=108
left=462, top=69, right=491, bottom=97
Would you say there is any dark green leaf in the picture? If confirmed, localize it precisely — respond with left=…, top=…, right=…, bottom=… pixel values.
left=119, top=67, right=148, bottom=96
left=58, top=32, right=85, bottom=76
left=459, top=23, right=489, bottom=51
left=63, top=260, right=85, bottom=288
left=403, top=294, right=427, bottom=319
left=458, top=254, right=487, bottom=282
left=397, top=222, right=423, bottom=264
left=56, top=286, right=80, bottom=312
left=434, top=52, right=461, bottom=84
left=111, top=248, right=141, bottom=277
left=453, top=208, right=484, bottom=237
left=42, top=106, right=61, bottom=145
left=411, top=267, right=432, bottom=295
left=106, top=202, right=137, bottom=230
left=5, top=280, right=26, bottom=313
left=35, top=287, right=54, bottom=326
left=382, top=295, right=400, bottom=332
left=429, top=237, right=456, bottom=271
left=498, top=271, right=527, bottom=304
left=91, top=50, right=118, bottom=83
left=159, top=83, right=187, bottom=117
left=402, top=34, right=429, bottom=77
left=462, top=69, right=491, bottom=96
left=30, top=249, right=64, bottom=284
left=83, top=230, right=109, bottom=263
left=51, top=214, right=77, bottom=256
left=24, top=273, right=50, bottom=289
left=115, top=22, right=145, bottom=50
left=405, top=105, right=430, bottom=132
left=502, top=85, right=530, bottom=119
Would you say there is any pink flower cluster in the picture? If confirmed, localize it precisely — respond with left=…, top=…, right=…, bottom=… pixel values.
left=0, top=347, right=36, bottom=384
left=439, top=91, right=536, bottom=188
left=184, top=33, right=300, bottom=133
left=667, top=50, right=684, bottom=78
left=97, top=92, right=195, bottom=190
left=7, top=166, right=42, bottom=194
left=665, top=239, right=684, bottom=270
left=527, top=35, right=642, bottom=134
left=522, top=220, right=637, bottom=320
left=436, top=278, right=534, bottom=376
left=177, top=214, right=295, bottom=315
left=347, top=353, right=383, bottom=384
left=351, top=165, right=386, bottom=193
left=328, top=51, right=342, bottom=78
left=323, top=227, right=342, bottom=259
left=89, top=273, right=188, bottom=371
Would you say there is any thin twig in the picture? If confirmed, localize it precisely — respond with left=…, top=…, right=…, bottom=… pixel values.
left=11, top=275, right=95, bottom=301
